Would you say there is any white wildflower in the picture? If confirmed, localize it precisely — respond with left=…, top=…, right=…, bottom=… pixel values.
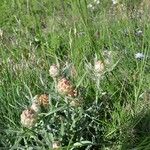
left=87, top=4, right=95, bottom=10
left=94, top=60, right=105, bottom=73
left=135, top=53, right=145, bottom=59
left=112, top=0, right=118, bottom=5
left=87, top=4, right=93, bottom=8
left=21, top=108, right=37, bottom=128
left=136, top=30, right=143, bottom=36
left=137, top=30, right=142, bottom=34
left=49, top=64, right=59, bottom=78
left=96, top=0, right=100, bottom=4
left=94, top=0, right=100, bottom=4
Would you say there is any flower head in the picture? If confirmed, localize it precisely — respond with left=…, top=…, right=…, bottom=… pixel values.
left=49, top=64, right=59, bottom=78
left=21, top=108, right=37, bottom=128
left=57, top=78, right=77, bottom=97
left=135, top=53, right=145, bottom=59
left=38, top=94, right=49, bottom=108
left=136, top=30, right=143, bottom=36
left=94, top=60, right=105, bottom=73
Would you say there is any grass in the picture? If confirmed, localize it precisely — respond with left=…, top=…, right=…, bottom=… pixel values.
left=0, top=0, right=150, bottom=149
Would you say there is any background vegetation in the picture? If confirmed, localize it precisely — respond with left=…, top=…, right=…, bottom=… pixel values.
left=0, top=0, right=150, bottom=149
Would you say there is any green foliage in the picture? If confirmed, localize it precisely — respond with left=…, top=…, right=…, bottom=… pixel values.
left=0, top=0, right=150, bottom=149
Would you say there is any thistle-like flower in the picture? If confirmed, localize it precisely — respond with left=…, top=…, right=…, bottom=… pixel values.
left=38, top=94, right=49, bottom=108
left=94, top=60, right=105, bottom=74
left=20, top=108, right=37, bottom=128
left=57, top=78, right=77, bottom=97
left=49, top=64, right=59, bottom=78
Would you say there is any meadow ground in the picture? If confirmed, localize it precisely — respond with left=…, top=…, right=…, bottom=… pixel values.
left=0, top=0, right=150, bottom=149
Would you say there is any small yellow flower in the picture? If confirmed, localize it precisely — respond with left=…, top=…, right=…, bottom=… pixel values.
left=20, top=108, right=37, bottom=128
left=57, top=78, right=77, bottom=97
left=49, top=64, right=59, bottom=78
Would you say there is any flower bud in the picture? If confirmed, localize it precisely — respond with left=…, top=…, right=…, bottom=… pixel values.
left=94, top=60, right=105, bottom=73
left=21, top=108, right=37, bottom=128
left=49, top=64, right=59, bottom=78
left=38, top=94, right=49, bottom=108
